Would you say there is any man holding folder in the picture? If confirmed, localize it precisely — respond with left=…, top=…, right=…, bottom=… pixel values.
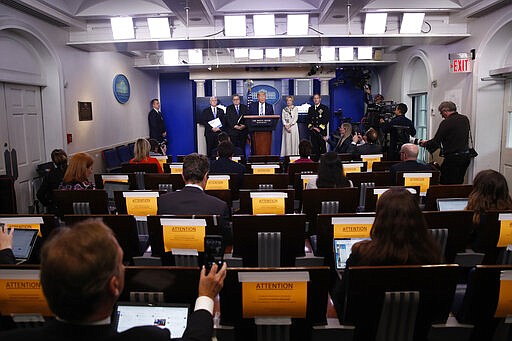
left=200, top=96, right=225, bottom=157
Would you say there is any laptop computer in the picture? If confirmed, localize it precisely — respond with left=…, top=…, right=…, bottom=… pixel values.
left=334, top=238, right=369, bottom=270
left=11, top=228, right=38, bottom=263
left=113, top=302, right=190, bottom=339
left=436, top=198, right=468, bottom=211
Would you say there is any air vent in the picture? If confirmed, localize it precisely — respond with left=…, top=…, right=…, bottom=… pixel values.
left=0, top=0, right=69, bottom=27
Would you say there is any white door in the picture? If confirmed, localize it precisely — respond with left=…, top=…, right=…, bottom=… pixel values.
left=0, top=83, right=7, bottom=175
left=3, top=83, right=45, bottom=213
left=502, top=80, right=512, bottom=195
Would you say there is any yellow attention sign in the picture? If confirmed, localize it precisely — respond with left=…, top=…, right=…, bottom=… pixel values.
left=6, top=224, right=41, bottom=237
left=404, top=174, right=431, bottom=194
left=0, top=279, right=52, bottom=316
left=302, top=178, right=310, bottom=189
left=342, top=163, right=362, bottom=176
left=497, top=215, right=512, bottom=247
left=124, top=192, right=159, bottom=216
left=170, top=166, right=183, bottom=174
left=333, top=224, right=372, bottom=238
left=253, top=167, right=275, bottom=174
left=242, top=281, right=307, bottom=318
left=205, top=178, right=230, bottom=190
left=102, top=175, right=129, bottom=184
left=154, top=157, right=167, bottom=171
left=162, top=225, right=205, bottom=252
left=496, top=271, right=512, bottom=317
left=361, top=155, right=382, bottom=172
left=252, top=197, right=285, bottom=214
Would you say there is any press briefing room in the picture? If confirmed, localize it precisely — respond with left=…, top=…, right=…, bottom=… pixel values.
left=1, top=0, right=512, bottom=340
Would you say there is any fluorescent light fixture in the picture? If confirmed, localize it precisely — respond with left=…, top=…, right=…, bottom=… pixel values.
left=321, top=46, right=336, bottom=62
left=339, top=47, right=354, bottom=60
left=281, top=48, right=296, bottom=58
left=188, top=49, right=203, bottom=64
left=234, top=48, right=249, bottom=59
left=163, top=50, right=179, bottom=65
left=287, top=14, right=309, bottom=35
left=364, top=13, right=387, bottom=34
left=147, top=17, right=171, bottom=38
left=224, top=15, right=246, bottom=36
left=400, top=13, right=425, bottom=34
left=110, top=17, right=134, bottom=40
left=253, top=14, right=275, bottom=36
left=249, top=49, right=264, bottom=60
left=266, top=48, right=280, bottom=59
left=357, top=47, right=373, bottom=60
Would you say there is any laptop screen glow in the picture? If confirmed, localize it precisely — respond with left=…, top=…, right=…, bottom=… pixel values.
left=115, top=303, right=189, bottom=339
left=436, top=198, right=468, bottom=211
left=334, top=238, right=369, bottom=270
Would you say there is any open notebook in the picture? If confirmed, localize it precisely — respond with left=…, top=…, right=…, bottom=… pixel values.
left=113, top=302, right=190, bottom=339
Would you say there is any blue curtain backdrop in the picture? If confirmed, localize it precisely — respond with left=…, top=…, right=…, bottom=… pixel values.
left=329, top=70, right=365, bottom=133
left=159, top=73, right=196, bottom=159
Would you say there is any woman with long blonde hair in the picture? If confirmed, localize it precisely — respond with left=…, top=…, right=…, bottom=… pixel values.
left=130, top=138, right=163, bottom=173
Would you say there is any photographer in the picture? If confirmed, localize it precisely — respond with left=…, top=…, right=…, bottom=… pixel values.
left=381, top=103, right=416, bottom=161
left=363, top=94, right=384, bottom=130
left=420, top=101, right=470, bottom=184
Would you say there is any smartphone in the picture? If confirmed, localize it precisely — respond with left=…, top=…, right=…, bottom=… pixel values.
left=204, top=235, right=224, bottom=273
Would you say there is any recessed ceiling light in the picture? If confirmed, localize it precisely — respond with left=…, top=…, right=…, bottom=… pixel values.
left=189, top=17, right=201, bottom=22
left=332, top=14, right=345, bottom=19
left=147, top=17, right=171, bottom=39
left=253, top=14, right=275, bottom=36
left=225, top=15, right=246, bottom=37
left=364, top=13, right=387, bottom=34
left=110, top=17, right=134, bottom=40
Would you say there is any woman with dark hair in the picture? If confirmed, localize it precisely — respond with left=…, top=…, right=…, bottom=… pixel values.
left=466, top=170, right=512, bottom=261
left=59, top=152, right=95, bottom=190
left=306, top=152, right=350, bottom=189
left=130, top=138, right=163, bottom=173
left=466, top=169, right=512, bottom=224
left=294, top=139, right=314, bottom=164
left=37, top=149, right=68, bottom=213
left=348, top=187, right=442, bottom=266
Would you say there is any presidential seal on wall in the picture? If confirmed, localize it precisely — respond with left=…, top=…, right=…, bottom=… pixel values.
left=113, top=74, right=130, bottom=104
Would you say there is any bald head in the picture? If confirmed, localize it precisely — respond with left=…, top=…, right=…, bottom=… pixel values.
left=400, top=143, right=419, bottom=161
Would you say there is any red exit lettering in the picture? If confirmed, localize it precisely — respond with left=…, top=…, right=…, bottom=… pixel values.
left=451, top=59, right=471, bottom=73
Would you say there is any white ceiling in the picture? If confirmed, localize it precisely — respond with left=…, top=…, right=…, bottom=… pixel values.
left=2, top=0, right=509, bottom=71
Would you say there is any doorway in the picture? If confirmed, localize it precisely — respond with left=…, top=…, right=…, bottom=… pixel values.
left=501, top=80, right=512, bottom=194
left=1, top=82, right=45, bottom=213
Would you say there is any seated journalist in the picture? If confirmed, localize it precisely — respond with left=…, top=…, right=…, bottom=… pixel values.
left=0, top=219, right=226, bottom=341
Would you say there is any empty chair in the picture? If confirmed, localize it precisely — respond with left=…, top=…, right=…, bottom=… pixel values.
left=116, top=145, right=132, bottom=163
left=53, top=190, right=109, bottom=216
left=102, top=148, right=122, bottom=172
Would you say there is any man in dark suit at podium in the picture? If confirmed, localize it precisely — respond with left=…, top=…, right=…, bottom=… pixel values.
left=249, top=90, right=274, bottom=116
left=307, top=94, right=330, bottom=157
left=200, top=96, right=225, bottom=157
left=224, top=94, right=249, bottom=154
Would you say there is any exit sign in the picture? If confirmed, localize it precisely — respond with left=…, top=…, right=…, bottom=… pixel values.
left=449, top=52, right=472, bottom=73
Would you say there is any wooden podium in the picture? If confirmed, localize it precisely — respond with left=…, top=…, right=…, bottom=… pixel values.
left=245, top=115, right=280, bottom=155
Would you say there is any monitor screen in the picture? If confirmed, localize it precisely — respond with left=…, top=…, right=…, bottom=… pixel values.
left=436, top=198, right=468, bottom=211
left=114, top=303, right=189, bottom=339
left=334, top=238, right=369, bottom=270
left=11, top=229, right=38, bottom=260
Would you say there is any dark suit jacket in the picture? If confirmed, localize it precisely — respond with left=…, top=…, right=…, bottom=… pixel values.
left=157, top=186, right=231, bottom=242
left=307, top=104, right=330, bottom=136
left=224, top=104, right=249, bottom=135
left=346, top=142, right=382, bottom=157
left=0, top=248, right=15, bottom=264
left=200, top=107, right=225, bottom=136
left=37, top=167, right=65, bottom=213
left=327, top=134, right=352, bottom=153
left=209, top=157, right=246, bottom=189
left=248, top=101, right=274, bottom=115
left=148, top=109, right=166, bottom=142
left=0, top=310, right=212, bottom=341
left=211, top=146, right=244, bottom=157
left=389, top=160, right=436, bottom=185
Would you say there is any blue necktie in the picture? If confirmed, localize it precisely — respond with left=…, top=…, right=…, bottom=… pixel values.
left=213, top=108, right=216, bottom=118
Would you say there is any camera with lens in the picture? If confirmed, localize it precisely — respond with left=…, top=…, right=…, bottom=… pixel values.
left=410, top=137, right=424, bottom=145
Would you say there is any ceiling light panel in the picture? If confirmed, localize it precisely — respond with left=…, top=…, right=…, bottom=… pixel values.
left=321, top=47, right=336, bottom=61
left=357, top=47, right=373, bottom=60
left=188, top=49, right=203, bottom=64
left=163, top=50, right=179, bottom=65
left=281, top=48, right=296, bottom=58
left=225, top=15, right=246, bottom=37
left=249, top=49, right=264, bottom=60
left=266, top=48, right=280, bottom=59
left=339, top=47, right=354, bottom=60
left=253, top=14, right=275, bottom=36
left=287, top=14, right=309, bottom=35
left=147, top=17, right=170, bottom=39
left=400, top=13, right=425, bottom=34
left=111, top=17, right=134, bottom=40
left=364, top=13, right=387, bottom=34
left=234, top=48, right=249, bottom=59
